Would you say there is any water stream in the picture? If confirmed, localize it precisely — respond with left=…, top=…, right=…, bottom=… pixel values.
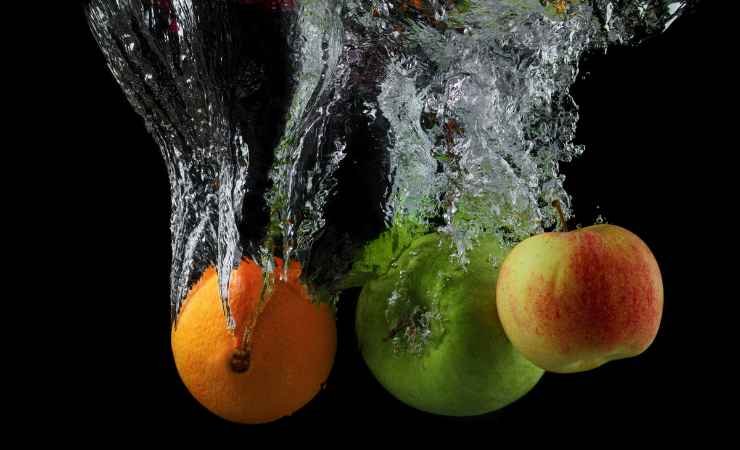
left=88, top=0, right=687, bottom=327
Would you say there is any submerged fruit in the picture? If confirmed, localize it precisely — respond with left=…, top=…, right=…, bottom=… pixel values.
left=171, top=259, right=336, bottom=424
left=496, top=224, right=663, bottom=373
left=355, top=232, right=543, bottom=416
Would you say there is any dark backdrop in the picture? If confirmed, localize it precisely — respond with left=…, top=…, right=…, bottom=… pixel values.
left=51, top=0, right=729, bottom=442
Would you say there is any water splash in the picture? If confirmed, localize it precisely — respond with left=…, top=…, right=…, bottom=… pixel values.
left=87, top=0, right=289, bottom=326
left=265, top=0, right=346, bottom=272
left=370, top=0, right=686, bottom=259
left=88, top=0, right=686, bottom=324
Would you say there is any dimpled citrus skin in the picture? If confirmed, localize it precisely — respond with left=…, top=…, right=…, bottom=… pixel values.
left=171, top=259, right=337, bottom=424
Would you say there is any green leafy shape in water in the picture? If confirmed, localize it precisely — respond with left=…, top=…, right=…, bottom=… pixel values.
left=340, top=218, right=428, bottom=289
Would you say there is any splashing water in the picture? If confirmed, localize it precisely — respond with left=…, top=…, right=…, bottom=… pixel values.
left=88, top=0, right=686, bottom=326
left=88, top=0, right=298, bottom=325
left=370, top=0, right=687, bottom=258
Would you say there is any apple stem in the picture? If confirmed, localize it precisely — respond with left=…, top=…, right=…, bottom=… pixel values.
left=552, top=199, right=569, bottom=232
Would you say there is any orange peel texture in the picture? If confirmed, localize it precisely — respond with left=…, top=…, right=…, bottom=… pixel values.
left=171, top=259, right=337, bottom=424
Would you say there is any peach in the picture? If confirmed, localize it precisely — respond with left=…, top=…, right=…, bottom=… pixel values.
left=495, top=224, right=663, bottom=373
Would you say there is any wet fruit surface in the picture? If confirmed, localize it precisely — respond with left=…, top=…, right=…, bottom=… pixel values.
left=356, top=233, right=544, bottom=416
left=171, top=259, right=336, bottom=424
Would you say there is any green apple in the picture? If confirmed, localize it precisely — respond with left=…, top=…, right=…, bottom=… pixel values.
left=355, top=231, right=544, bottom=416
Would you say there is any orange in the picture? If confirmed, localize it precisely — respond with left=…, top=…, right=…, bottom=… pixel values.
left=171, top=258, right=337, bottom=424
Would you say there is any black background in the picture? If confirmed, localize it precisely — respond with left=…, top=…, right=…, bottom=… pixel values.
left=44, top=0, right=730, bottom=441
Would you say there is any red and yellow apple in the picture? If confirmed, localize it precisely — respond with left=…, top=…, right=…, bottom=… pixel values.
left=496, top=224, right=663, bottom=373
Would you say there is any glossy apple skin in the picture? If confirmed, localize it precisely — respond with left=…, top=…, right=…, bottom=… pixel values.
left=496, top=224, right=663, bottom=373
left=356, top=233, right=544, bottom=416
